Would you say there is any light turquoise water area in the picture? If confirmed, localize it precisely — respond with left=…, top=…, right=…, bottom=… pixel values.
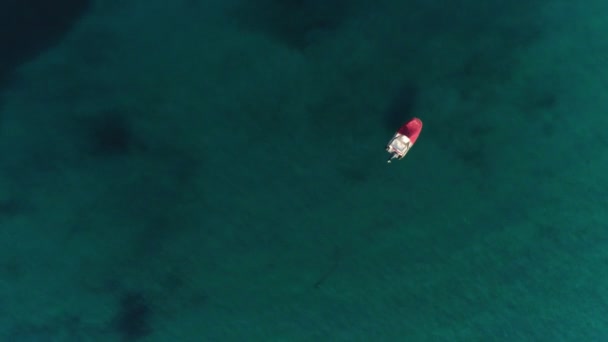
left=1, top=0, right=608, bottom=340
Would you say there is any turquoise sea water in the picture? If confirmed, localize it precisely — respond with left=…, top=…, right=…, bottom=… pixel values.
left=1, top=0, right=608, bottom=340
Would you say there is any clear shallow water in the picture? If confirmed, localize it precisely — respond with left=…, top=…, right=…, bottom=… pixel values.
left=1, top=0, right=607, bottom=340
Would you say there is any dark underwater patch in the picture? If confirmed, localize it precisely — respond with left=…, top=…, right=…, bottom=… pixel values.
left=0, top=0, right=91, bottom=88
left=384, top=83, right=419, bottom=132
left=0, top=197, right=32, bottom=226
left=232, top=0, right=350, bottom=49
left=85, top=110, right=137, bottom=157
left=113, top=291, right=152, bottom=341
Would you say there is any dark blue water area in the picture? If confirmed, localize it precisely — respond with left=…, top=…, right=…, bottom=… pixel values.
left=0, top=0, right=90, bottom=91
left=1, top=0, right=608, bottom=340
